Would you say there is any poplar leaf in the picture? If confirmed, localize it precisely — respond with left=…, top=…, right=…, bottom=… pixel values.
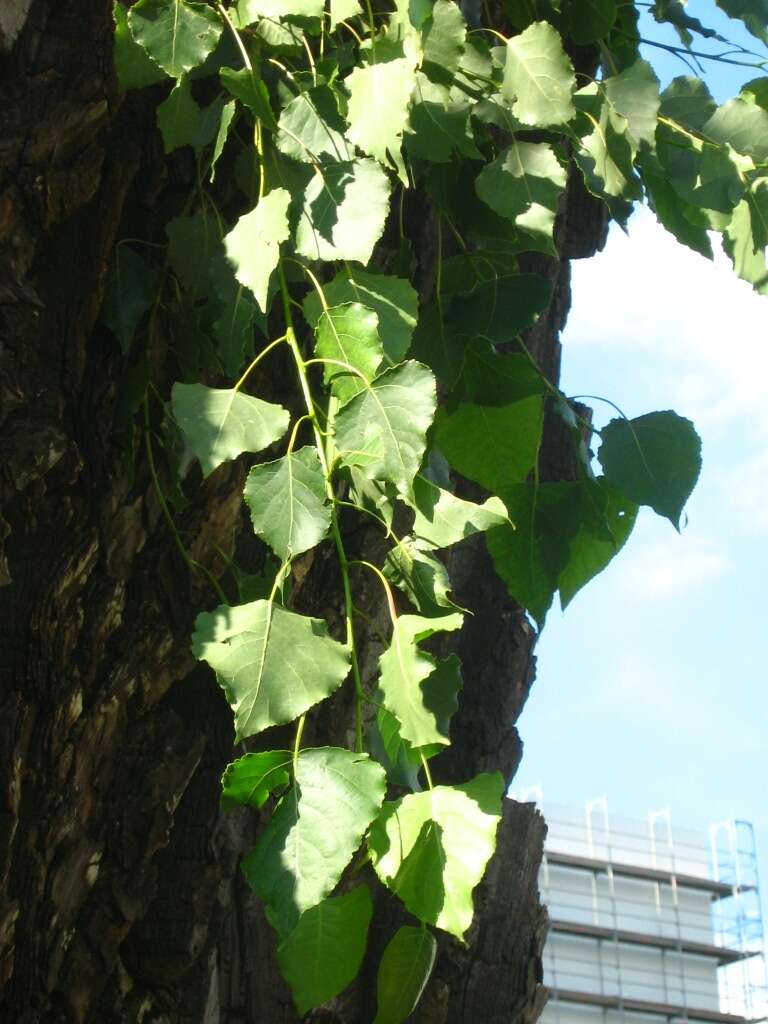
left=409, top=476, right=509, bottom=549
left=212, top=289, right=258, bottom=376
left=243, top=748, right=386, bottom=931
left=422, top=0, right=466, bottom=80
left=296, top=159, right=391, bottom=265
left=243, top=446, right=331, bottom=560
left=378, top=613, right=464, bottom=749
left=238, top=0, right=324, bottom=19
left=447, top=274, right=552, bottom=344
left=374, top=926, right=437, bottom=1024
left=224, top=189, right=291, bottom=312
left=384, top=537, right=459, bottom=617
left=436, top=397, right=544, bottom=494
left=724, top=198, right=768, bottom=293
left=156, top=77, right=200, bottom=153
left=346, top=58, right=415, bottom=176
left=277, top=86, right=351, bottom=163
left=714, top=0, right=768, bottom=44
left=221, top=750, right=292, bottom=810
left=102, top=246, right=155, bottom=354
left=598, top=411, right=703, bottom=528
left=128, top=0, right=223, bottom=78
left=220, top=67, right=278, bottom=129
left=603, top=60, right=660, bottom=152
left=315, top=303, right=384, bottom=404
left=114, top=1, right=167, bottom=89
left=210, top=99, right=237, bottom=180
left=335, top=361, right=437, bottom=494
left=502, top=22, right=576, bottom=127
left=703, top=98, right=768, bottom=162
left=171, top=382, right=289, bottom=478
left=368, top=774, right=504, bottom=939
left=303, top=270, right=418, bottom=365
left=475, top=141, right=566, bottom=253
left=331, top=0, right=362, bottom=28
left=567, top=0, right=617, bottom=44
left=278, top=887, right=373, bottom=1015
left=660, top=76, right=716, bottom=131
left=192, top=602, right=350, bottom=740
left=407, top=77, right=481, bottom=164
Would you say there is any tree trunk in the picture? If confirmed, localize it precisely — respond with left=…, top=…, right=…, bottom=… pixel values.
left=0, top=3, right=606, bottom=1021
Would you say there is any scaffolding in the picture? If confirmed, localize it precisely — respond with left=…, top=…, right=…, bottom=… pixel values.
left=511, top=792, right=768, bottom=1024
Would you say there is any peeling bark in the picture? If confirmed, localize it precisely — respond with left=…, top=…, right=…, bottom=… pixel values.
left=0, top=3, right=606, bottom=1021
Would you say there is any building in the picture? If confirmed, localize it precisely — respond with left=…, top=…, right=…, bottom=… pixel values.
left=514, top=794, right=768, bottom=1024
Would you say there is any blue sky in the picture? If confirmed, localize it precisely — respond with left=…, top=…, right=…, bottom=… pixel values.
left=514, top=0, right=768, bottom=955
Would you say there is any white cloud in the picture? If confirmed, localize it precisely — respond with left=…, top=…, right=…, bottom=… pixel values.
left=565, top=206, right=768, bottom=440
left=617, top=532, right=729, bottom=599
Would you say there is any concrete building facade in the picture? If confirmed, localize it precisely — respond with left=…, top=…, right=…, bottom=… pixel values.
left=515, top=796, right=768, bottom=1024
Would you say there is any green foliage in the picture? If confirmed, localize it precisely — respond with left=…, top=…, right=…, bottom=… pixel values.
left=110, top=0, right=767, bottom=1010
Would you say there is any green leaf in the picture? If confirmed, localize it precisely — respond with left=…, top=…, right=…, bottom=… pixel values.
left=436, top=397, right=544, bottom=494
left=303, top=269, right=418, bottom=365
left=475, top=141, right=567, bottom=253
left=156, top=76, right=200, bottom=153
left=221, top=750, right=292, bottom=810
left=724, top=197, right=768, bottom=293
left=559, top=481, right=637, bottom=609
left=113, top=1, right=167, bottom=89
left=422, top=0, right=466, bottom=81
left=166, top=211, right=222, bottom=298
left=447, top=274, right=552, bottom=344
left=486, top=482, right=584, bottom=625
left=314, top=303, right=384, bottom=404
left=384, top=537, right=459, bottom=616
left=331, top=0, right=362, bottom=28
left=657, top=124, right=742, bottom=214
left=660, top=76, right=716, bottom=131
left=295, top=159, right=391, bottom=265
left=128, top=0, right=223, bottom=78
left=335, top=361, right=437, bottom=494
left=567, top=0, right=617, bottom=44
left=278, top=886, right=373, bottom=1015
left=224, top=189, right=291, bottom=313
left=451, top=342, right=549, bottom=405
left=192, top=602, right=350, bottom=741
left=171, top=382, right=289, bottom=478
left=243, top=748, right=385, bottom=931
left=212, top=288, right=259, bottom=377
left=703, top=98, right=768, bottom=162
left=502, top=21, right=576, bottom=127
left=277, top=85, right=351, bottom=163
left=409, top=475, right=509, bottom=548
left=379, top=613, right=464, bottom=749
left=598, top=411, right=702, bottom=528
left=374, top=926, right=437, bottom=1024
left=220, top=67, right=278, bottom=129
left=368, top=774, right=504, bottom=939
left=238, top=0, right=324, bottom=20
left=346, top=58, right=415, bottom=177
left=640, top=154, right=713, bottom=259
left=603, top=60, right=660, bottom=152
left=102, top=246, right=155, bottom=354
left=574, top=85, right=642, bottom=210
left=243, top=446, right=331, bottom=560
left=407, top=77, right=481, bottom=164
left=714, top=0, right=768, bottom=44
left=368, top=704, right=424, bottom=790
left=211, top=99, right=237, bottom=180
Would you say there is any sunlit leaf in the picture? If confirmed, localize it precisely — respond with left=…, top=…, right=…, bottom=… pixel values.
left=128, top=0, right=222, bottom=78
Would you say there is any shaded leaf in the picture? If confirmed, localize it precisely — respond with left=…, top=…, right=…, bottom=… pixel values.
left=278, top=886, right=373, bottom=1015
left=128, top=0, right=222, bottom=78
left=244, top=446, right=331, bottom=560
left=102, top=246, right=155, bottom=354
left=384, top=537, right=459, bottom=616
left=447, top=274, right=552, bottom=344
left=714, top=0, right=768, bottom=44
left=407, top=76, right=481, bottom=163
left=422, top=0, right=466, bottom=81
left=192, top=602, right=350, bottom=740
left=603, top=60, right=660, bottom=152
left=568, top=0, right=617, bottom=44
left=113, top=0, right=167, bottom=89
left=220, top=67, right=278, bottom=129
left=436, top=397, right=544, bottom=494
left=374, top=926, right=437, bottom=1024
left=156, top=76, right=200, bottom=153
left=221, top=750, right=292, bottom=810
left=171, top=382, right=289, bottom=477
left=277, top=85, right=351, bottom=163
left=409, top=475, right=509, bottom=548
left=598, top=411, right=702, bottom=528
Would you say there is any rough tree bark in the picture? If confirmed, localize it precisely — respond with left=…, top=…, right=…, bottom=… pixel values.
left=0, top=3, right=607, bottom=1022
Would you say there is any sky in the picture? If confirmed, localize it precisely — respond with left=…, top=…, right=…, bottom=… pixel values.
left=513, top=0, right=768, bottom=972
